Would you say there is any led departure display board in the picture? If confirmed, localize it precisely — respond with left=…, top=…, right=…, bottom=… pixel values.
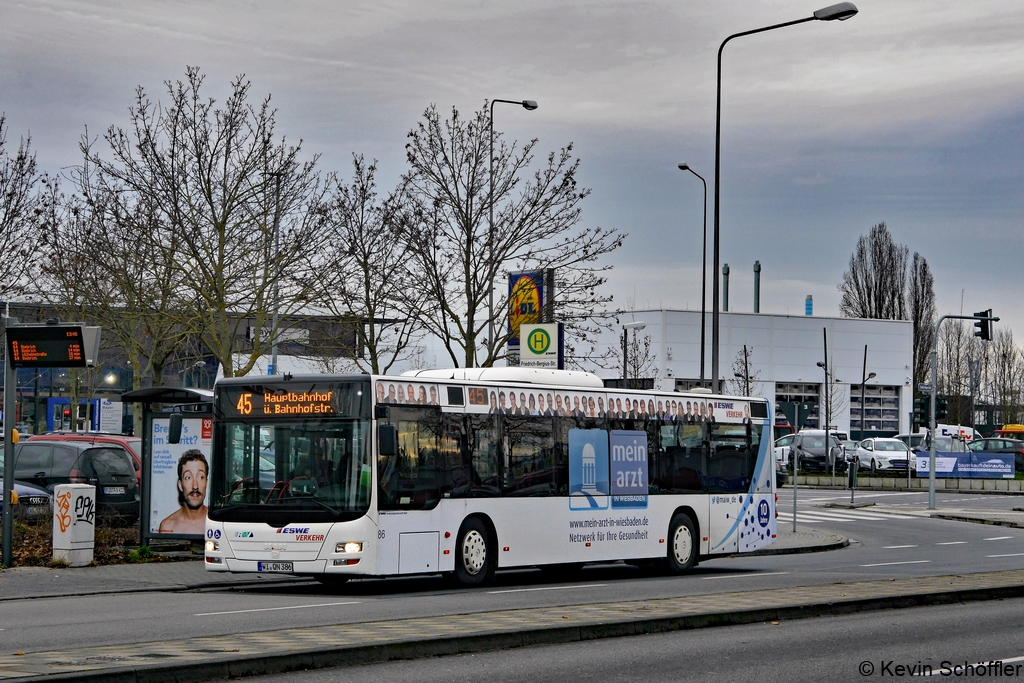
left=5, top=325, right=87, bottom=368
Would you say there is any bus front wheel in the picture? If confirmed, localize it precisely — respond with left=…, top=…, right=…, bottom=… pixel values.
left=455, top=517, right=495, bottom=586
left=667, top=513, right=698, bottom=573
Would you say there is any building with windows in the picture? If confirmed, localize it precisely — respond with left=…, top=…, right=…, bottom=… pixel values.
left=594, top=310, right=913, bottom=440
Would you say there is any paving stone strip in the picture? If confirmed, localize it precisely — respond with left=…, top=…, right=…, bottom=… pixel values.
left=4, top=569, right=1024, bottom=682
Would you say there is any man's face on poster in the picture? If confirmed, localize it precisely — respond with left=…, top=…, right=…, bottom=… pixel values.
left=179, top=459, right=208, bottom=511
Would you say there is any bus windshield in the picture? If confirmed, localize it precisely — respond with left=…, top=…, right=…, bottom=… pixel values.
left=210, top=419, right=371, bottom=523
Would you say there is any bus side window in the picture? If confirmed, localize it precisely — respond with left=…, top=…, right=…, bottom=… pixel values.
left=440, top=414, right=470, bottom=498
left=466, top=415, right=501, bottom=497
left=706, top=423, right=755, bottom=494
left=503, top=415, right=556, bottom=497
left=653, top=422, right=705, bottom=494
left=379, top=407, right=443, bottom=509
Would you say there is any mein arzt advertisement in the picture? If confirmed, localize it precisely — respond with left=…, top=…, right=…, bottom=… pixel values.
left=150, top=417, right=213, bottom=536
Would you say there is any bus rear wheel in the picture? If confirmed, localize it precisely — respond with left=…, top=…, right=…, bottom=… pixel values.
left=455, top=517, right=495, bottom=586
left=667, top=513, right=698, bottom=573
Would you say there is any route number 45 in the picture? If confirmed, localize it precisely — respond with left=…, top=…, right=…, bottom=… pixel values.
left=236, top=393, right=253, bottom=415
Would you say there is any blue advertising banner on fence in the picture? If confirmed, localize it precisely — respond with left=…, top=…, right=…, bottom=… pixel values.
left=610, top=430, right=648, bottom=509
left=915, top=453, right=1014, bottom=479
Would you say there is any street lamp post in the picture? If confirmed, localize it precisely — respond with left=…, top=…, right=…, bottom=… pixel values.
left=712, top=2, right=858, bottom=391
left=622, top=321, right=646, bottom=388
left=488, top=98, right=538, bottom=365
left=678, top=163, right=708, bottom=385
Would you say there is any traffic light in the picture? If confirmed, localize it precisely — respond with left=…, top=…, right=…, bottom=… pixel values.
left=935, top=396, right=949, bottom=423
left=913, top=397, right=930, bottom=427
left=974, top=309, right=993, bottom=341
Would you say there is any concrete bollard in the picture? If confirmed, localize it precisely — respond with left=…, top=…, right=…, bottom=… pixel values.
left=53, top=484, right=96, bottom=567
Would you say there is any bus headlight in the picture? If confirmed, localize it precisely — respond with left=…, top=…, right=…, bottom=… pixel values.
left=205, top=540, right=219, bottom=552
left=336, top=542, right=362, bottom=554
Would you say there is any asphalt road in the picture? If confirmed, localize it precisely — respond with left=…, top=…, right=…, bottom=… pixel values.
left=3, top=491, right=1023, bottom=656
left=238, top=597, right=1024, bottom=683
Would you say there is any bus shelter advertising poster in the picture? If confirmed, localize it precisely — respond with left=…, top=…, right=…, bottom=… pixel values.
left=149, top=417, right=213, bottom=536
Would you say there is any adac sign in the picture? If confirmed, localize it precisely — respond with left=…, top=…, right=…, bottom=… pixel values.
left=508, top=272, right=545, bottom=346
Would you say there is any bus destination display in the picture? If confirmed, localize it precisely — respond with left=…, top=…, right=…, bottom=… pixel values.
left=6, top=325, right=87, bottom=368
left=220, top=385, right=339, bottom=418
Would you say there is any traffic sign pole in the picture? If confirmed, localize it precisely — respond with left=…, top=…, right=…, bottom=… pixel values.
left=2, top=322, right=17, bottom=567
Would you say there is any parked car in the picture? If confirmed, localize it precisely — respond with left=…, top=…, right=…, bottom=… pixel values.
left=790, top=431, right=846, bottom=474
left=774, top=434, right=796, bottom=466
left=839, top=440, right=860, bottom=463
left=968, top=438, right=1024, bottom=473
left=0, top=479, right=52, bottom=521
left=28, top=433, right=142, bottom=487
left=10, top=440, right=139, bottom=524
left=853, top=438, right=911, bottom=473
left=895, top=433, right=927, bottom=452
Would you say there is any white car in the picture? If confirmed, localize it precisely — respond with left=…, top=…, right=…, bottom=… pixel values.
left=774, top=434, right=796, bottom=465
left=854, top=438, right=911, bottom=473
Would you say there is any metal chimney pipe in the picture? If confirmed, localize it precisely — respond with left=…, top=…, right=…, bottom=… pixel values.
left=753, top=260, right=761, bottom=313
left=723, top=264, right=730, bottom=312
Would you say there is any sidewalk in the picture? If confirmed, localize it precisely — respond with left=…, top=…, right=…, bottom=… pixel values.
left=0, top=529, right=846, bottom=602
left=4, top=568, right=1024, bottom=683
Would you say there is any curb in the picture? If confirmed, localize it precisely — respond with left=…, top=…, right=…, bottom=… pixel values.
left=931, top=514, right=1024, bottom=529
left=746, top=536, right=849, bottom=556
left=17, top=578, right=1024, bottom=683
left=0, top=576, right=313, bottom=603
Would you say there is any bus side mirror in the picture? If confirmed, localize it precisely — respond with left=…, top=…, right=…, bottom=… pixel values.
left=378, top=424, right=398, bottom=456
left=168, top=413, right=182, bottom=445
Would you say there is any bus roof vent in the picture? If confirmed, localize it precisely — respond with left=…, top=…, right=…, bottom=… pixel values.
left=400, top=367, right=605, bottom=388
left=690, top=387, right=713, bottom=394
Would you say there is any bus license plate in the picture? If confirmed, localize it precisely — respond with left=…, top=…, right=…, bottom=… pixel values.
left=257, top=561, right=293, bottom=573
left=103, top=486, right=125, bottom=495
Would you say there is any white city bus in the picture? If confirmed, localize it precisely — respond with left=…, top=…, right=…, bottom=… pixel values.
left=204, top=368, right=777, bottom=586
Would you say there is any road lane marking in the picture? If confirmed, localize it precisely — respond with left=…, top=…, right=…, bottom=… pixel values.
left=883, top=545, right=918, bottom=549
left=488, top=584, right=609, bottom=594
left=986, top=553, right=1024, bottom=558
left=196, top=601, right=361, bottom=616
left=935, top=541, right=967, bottom=545
left=700, top=572, right=789, bottom=580
left=984, top=536, right=1014, bottom=541
left=923, top=654, right=1024, bottom=676
left=860, top=560, right=931, bottom=567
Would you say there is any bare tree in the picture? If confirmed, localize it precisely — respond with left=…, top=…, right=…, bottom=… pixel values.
left=726, top=345, right=763, bottom=397
left=402, top=103, right=622, bottom=368
left=908, top=252, right=936, bottom=389
left=306, top=155, right=422, bottom=374
left=86, top=67, right=328, bottom=378
left=838, top=222, right=909, bottom=320
left=618, top=326, right=658, bottom=389
left=987, top=329, right=1023, bottom=426
left=937, top=320, right=974, bottom=425
left=0, top=116, right=45, bottom=298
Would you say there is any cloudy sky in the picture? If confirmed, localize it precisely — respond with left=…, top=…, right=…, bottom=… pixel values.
left=5, top=1, right=1023, bottom=341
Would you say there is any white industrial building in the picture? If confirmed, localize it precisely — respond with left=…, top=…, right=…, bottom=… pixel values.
left=591, top=310, right=914, bottom=439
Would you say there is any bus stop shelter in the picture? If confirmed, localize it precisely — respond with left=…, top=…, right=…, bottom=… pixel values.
left=121, top=387, right=213, bottom=548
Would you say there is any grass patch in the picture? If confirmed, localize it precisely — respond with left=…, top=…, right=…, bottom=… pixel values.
left=0, top=518, right=177, bottom=567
